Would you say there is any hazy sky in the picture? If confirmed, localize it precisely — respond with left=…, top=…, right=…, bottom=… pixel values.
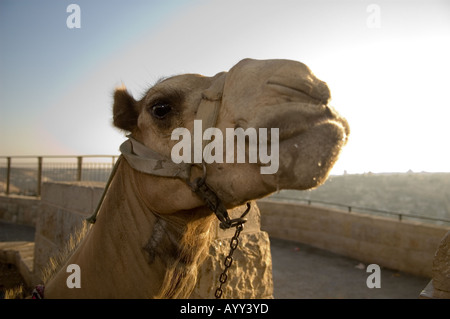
left=1, top=0, right=449, bottom=174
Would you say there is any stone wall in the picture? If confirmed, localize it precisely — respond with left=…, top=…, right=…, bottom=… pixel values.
left=0, top=194, right=40, bottom=226
left=34, top=182, right=273, bottom=298
left=33, top=181, right=105, bottom=284
left=258, top=199, right=450, bottom=278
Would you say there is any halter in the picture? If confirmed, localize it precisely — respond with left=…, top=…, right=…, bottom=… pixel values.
left=86, top=73, right=250, bottom=229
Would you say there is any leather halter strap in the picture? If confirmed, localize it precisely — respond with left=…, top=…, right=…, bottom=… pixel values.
left=118, top=74, right=224, bottom=181
left=120, top=137, right=191, bottom=181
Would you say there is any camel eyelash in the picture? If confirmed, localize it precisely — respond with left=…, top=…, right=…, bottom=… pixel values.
left=147, top=90, right=184, bottom=112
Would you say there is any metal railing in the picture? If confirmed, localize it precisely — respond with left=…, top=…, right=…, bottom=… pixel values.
left=0, top=155, right=118, bottom=197
left=1, top=155, right=449, bottom=226
left=268, top=194, right=450, bottom=226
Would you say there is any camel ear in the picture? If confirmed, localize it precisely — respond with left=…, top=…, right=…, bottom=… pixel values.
left=113, top=85, right=138, bottom=132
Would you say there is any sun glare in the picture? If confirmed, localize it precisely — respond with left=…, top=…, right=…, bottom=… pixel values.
left=315, top=36, right=450, bottom=174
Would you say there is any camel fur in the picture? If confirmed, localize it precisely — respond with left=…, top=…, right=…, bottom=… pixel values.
left=27, top=58, right=349, bottom=298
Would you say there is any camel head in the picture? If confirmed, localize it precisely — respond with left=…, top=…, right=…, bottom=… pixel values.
left=113, top=58, right=349, bottom=213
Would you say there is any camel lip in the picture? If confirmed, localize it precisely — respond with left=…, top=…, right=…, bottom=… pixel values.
left=266, top=79, right=330, bottom=105
left=311, top=119, right=349, bottom=144
left=260, top=119, right=349, bottom=191
left=258, top=108, right=349, bottom=145
left=278, top=118, right=346, bottom=142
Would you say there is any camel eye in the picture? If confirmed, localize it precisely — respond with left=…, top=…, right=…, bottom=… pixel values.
left=151, top=103, right=172, bottom=119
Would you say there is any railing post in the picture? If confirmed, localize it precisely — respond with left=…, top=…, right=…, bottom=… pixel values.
left=6, top=157, right=11, bottom=195
left=77, top=156, right=83, bottom=181
left=37, top=157, right=43, bottom=196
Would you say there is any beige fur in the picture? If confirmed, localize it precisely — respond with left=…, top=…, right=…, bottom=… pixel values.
left=37, top=59, right=349, bottom=298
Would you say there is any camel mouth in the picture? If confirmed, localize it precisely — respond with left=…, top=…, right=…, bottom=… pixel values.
left=257, top=105, right=349, bottom=190
left=284, top=115, right=349, bottom=144
left=260, top=118, right=349, bottom=191
left=259, top=106, right=349, bottom=146
left=275, top=115, right=349, bottom=165
left=281, top=117, right=349, bottom=147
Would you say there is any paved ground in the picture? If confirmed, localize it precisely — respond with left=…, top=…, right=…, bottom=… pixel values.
left=270, top=238, right=429, bottom=299
left=0, top=221, right=429, bottom=298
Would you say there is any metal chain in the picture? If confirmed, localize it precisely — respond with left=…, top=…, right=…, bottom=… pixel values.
left=215, top=223, right=244, bottom=299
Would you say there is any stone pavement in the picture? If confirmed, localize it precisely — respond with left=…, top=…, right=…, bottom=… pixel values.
left=270, top=237, right=429, bottom=299
left=0, top=221, right=429, bottom=298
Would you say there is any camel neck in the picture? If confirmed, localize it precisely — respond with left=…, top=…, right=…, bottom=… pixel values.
left=44, top=160, right=213, bottom=298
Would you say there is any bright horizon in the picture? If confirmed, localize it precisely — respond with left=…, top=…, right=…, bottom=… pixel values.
left=1, top=0, right=449, bottom=174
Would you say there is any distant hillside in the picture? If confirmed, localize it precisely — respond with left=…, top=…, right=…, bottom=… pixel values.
left=270, top=172, right=450, bottom=224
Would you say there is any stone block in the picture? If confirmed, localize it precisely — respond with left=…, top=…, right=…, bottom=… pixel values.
left=191, top=231, right=273, bottom=299
left=432, top=230, right=450, bottom=296
left=41, top=181, right=105, bottom=217
left=0, top=195, right=41, bottom=226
